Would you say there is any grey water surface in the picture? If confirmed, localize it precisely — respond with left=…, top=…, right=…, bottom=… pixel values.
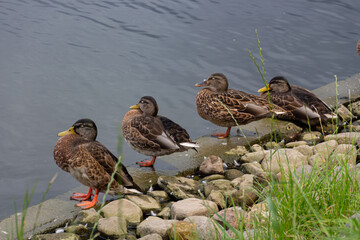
left=0, top=0, right=359, bottom=219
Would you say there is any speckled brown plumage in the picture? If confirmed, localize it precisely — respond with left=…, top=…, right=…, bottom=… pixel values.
left=258, top=76, right=337, bottom=126
left=53, top=119, right=141, bottom=208
left=195, top=73, right=293, bottom=138
left=121, top=96, right=197, bottom=167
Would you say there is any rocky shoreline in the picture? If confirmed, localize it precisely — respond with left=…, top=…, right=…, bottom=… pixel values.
left=1, top=73, right=360, bottom=240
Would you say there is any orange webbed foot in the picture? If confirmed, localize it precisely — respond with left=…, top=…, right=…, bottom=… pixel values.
left=76, top=189, right=99, bottom=209
left=71, top=188, right=93, bottom=201
left=136, top=156, right=156, bottom=167
left=211, top=127, right=231, bottom=139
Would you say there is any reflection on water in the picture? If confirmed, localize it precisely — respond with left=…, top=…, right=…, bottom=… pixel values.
left=0, top=0, right=359, bottom=219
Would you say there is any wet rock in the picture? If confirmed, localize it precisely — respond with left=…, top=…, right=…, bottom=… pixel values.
left=293, top=145, right=313, bottom=157
left=125, top=195, right=161, bottom=213
left=285, top=141, right=308, bottom=148
left=65, top=224, right=88, bottom=236
left=157, top=176, right=203, bottom=199
left=207, top=190, right=226, bottom=209
left=147, top=190, right=170, bottom=202
left=32, top=233, right=80, bottom=240
left=204, top=179, right=234, bottom=197
left=250, top=144, right=264, bottom=152
left=97, top=216, right=127, bottom=236
left=199, top=155, right=224, bottom=175
left=241, top=151, right=266, bottom=164
left=136, top=216, right=176, bottom=240
left=337, top=104, right=354, bottom=121
left=169, top=221, right=198, bottom=240
left=212, top=207, right=246, bottom=229
left=264, top=141, right=284, bottom=150
left=261, top=149, right=308, bottom=175
left=324, top=132, right=360, bottom=144
left=224, top=169, right=244, bottom=180
left=73, top=208, right=100, bottom=225
left=137, top=233, right=163, bottom=240
left=158, top=206, right=171, bottom=219
left=224, top=146, right=249, bottom=157
left=184, top=216, right=218, bottom=240
left=171, top=198, right=218, bottom=220
left=202, top=174, right=225, bottom=181
left=100, top=199, right=142, bottom=225
left=231, top=174, right=258, bottom=208
left=258, top=122, right=302, bottom=143
left=300, top=131, right=322, bottom=144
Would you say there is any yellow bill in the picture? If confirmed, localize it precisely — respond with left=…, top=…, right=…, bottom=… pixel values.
left=258, top=84, right=270, bottom=93
left=58, top=126, right=75, bottom=137
left=130, top=104, right=140, bottom=109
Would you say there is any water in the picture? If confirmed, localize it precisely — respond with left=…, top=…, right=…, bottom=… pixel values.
left=0, top=0, right=359, bottom=219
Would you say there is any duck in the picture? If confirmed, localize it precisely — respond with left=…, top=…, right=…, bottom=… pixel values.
left=121, top=96, right=198, bottom=167
left=195, top=73, right=293, bottom=138
left=53, top=119, right=142, bottom=209
left=258, top=76, right=337, bottom=126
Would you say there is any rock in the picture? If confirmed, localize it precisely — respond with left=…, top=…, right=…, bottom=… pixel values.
left=224, top=145, right=249, bottom=157
left=147, top=190, right=170, bottom=202
left=251, top=144, right=264, bottom=152
left=204, top=179, right=234, bottom=197
left=97, top=216, right=127, bottom=236
left=100, top=199, right=142, bottom=225
left=171, top=198, right=218, bottom=220
left=202, top=174, right=225, bottom=181
left=331, top=153, right=356, bottom=166
left=309, top=153, right=327, bottom=167
left=241, top=151, right=266, bottom=164
left=136, top=216, right=176, bottom=239
left=158, top=206, right=171, bottom=219
left=125, top=195, right=161, bottom=213
left=245, top=202, right=268, bottom=229
left=348, top=101, right=360, bottom=116
left=313, top=140, right=338, bottom=158
left=231, top=174, right=258, bottom=208
left=242, top=162, right=267, bottom=178
left=169, top=221, right=198, bottom=240
left=258, top=122, right=302, bottom=143
left=65, top=224, right=88, bottom=236
left=73, top=208, right=100, bottom=225
left=184, top=216, right=219, bottom=240
left=212, top=207, right=246, bottom=229
left=300, top=131, right=322, bottom=144
left=207, top=190, right=226, bottom=209
left=32, top=233, right=80, bottom=240
left=137, top=233, right=163, bottom=240
left=157, top=176, right=203, bottom=199
left=224, top=169, right=244, bottom=180
left=276, top=165, right=313, bottom=182
left=324, top=132, right=360, bottom=144
left=337, top=104, right=354, bottom=121
left=285, top=141, right=308, bottom=148
left=293, top=145, right=313, bottom=157
left=334, top=144, right=357, bottom=155
left=199, top=155, right=224, bottom=175
left=264, top=141, right=284, bottom=149
left=261, top=149, right=308, bottom=175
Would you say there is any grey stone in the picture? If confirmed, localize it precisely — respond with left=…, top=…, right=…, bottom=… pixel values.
left=157, top=207, right=171, bottom=219
left=231, top=174, right=258, bottom=208
left=285, top=141, right=308, bottom=148
left=137, top=233, right=163, bottom=240
left=32, top=233, right=80, bottom=240
left=242, top=162, right=267, bottom=177
left=224, top=169, right=244, bottom=180
left=125, top=195, right=161, bottom=213
left=264, top=141, right=284, bottom=150
left=199, top=155, right=224, bottom=176
left=241, top=151, right=266, bottom=163
left=97, top=216, right=127, bottom=236
left=324, top=132, right=360, bottom=144
left=212, top=207, right=246, bottom=229
left=261, top=149, right=308, bottom=175
left=224, top=146, right=249, bottom=157
left=337, top=104, right=354, bottom=121
left=147, top=190, right=170, bottom=202
left=207, top=190, right=226, bottom=209
left=136, top=216, right=176, bottom=239
left=65, top=224, right=88, bottom=236
left=184, top=216, right=218, bottom=240
left=157, top=176, right=203, bottom=199
left=74, top=208, right=101, bottom=225
left=201, top=174, right=225, bottom=182
left=348, top=101, right=360, bottom=116
left=100, top=199, right=143, bottom=225
left=250, top=144, right=264, bottom=152
left=313, top=140, right=338, bottom=157
left=293, top=145, right=313, bottom=157
left=171, top=198, right=218, bottom=220
left=204, top=179, right=234, bottom=197
left=300, top=131, right=322, bottom=143
left=169, top=221, right=198, bottom=240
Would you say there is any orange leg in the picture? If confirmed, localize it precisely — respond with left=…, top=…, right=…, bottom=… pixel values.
left=136, top=156, right=156, bottom=167
left=71, top=187, right=93, bottom=201
left=212, top=127, right=231, bottom=139
left=76, top=189, right=99, bottom=209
